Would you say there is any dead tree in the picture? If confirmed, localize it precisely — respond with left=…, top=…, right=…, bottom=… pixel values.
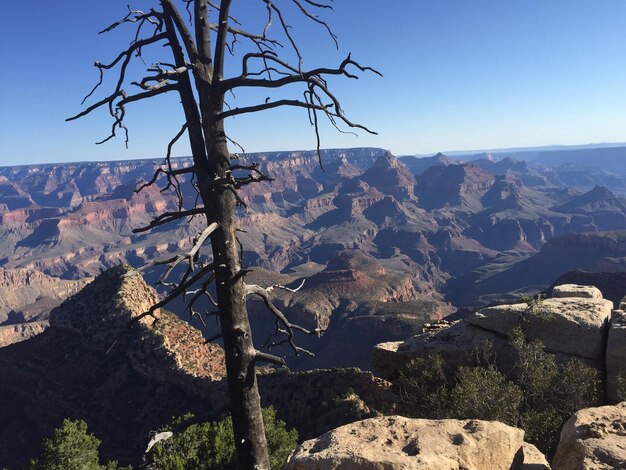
left=67, top=1, right=379, bottom=468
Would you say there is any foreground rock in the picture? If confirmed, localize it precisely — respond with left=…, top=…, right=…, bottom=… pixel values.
left=372, top=321, right=516, bottom=381
left=286, top=415, right=526, bottom=470
left=521, top=443, right=551, bottom=469
left=551, top=402, right=626, bottom=470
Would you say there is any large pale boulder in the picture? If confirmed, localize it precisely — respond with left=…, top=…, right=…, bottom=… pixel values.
left=551, top=284, right=603, bottom=299
left=372, top=321, right=517, bottom=380
left=285, top=415, right=525, bottom=470
left=466, top=295, right=612, bottom=361
left=552, top=402, right=626, bottom=470
left=607, top=310, right=626, bottom=403
left=372, top=287, right=613, bottom=381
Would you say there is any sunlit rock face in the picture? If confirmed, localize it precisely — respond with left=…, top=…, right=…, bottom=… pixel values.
left=286, top=415, right=527, bottom=470
left=552, top=402, right=626, bottom=470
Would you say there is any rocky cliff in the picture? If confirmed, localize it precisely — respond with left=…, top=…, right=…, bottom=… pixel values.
left=0, top=267, right=91, bottom=324
left=0, top=266, right=396, bottom=468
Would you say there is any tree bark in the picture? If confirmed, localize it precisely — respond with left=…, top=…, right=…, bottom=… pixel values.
left=162, top=3, right=270, bottom=466
left=204, top=120, right=270, bottom=469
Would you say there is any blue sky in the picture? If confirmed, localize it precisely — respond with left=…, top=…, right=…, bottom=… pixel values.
left=2, top=1, right=626, bottom=165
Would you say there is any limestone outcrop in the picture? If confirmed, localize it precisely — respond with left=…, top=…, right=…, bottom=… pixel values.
left=466, top=296, right=612, bottom=363
left=551, top=284, right=603, bottom=299
left=551, top=402, right=626, bottom=470
left=373, top=285, right=621, bottom=400
left=372, top=320, right=516, bottom=381
left=286, top=415, right=531, bottom=470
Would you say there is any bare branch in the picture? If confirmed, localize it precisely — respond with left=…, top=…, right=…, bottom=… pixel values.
left=213, top=0, right=233, bottom=80
left=263, top=0, right=303, bottom=68
left=291, top=0, right=338, bottom=48
left=224, top=53, right=382, bottom=91
left=253, top=350, right=286, bottom=366
left=131, top=262, right=215, bottom=324
left=245, top=283, right=321, bottom=356
left=135, top=165, right=193, bottom=194
left=136, top=222, right=218, bottom=280
left=99, top=7, right=162, bottom=35
left=267, top=278, right=306, bottom=294
left=205, top=333, right=223, bottom=343
left=133, top=208, right=205, bottom=233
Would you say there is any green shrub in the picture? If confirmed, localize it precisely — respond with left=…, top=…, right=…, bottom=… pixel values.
left=451, top=366, right=522, bottom=426
left=148, top=407, right=297, bottom=470
left=510, top=327, right=600, bottom=454
left=262, top=407, right=299, bottom=470
left=397, top=354, right=451, bottom=419
left=556, top=359, right=600, bottom=414
left=28, top=419, right=128, bottom=470
left=511, top=331, right=559, bottom=407
left=519, top=408, right=564, bottom=456
left=396, top=326, right=602, bottom=458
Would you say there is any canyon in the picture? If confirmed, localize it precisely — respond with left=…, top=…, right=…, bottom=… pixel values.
left=3, top=146, right=626, bottom=297
left=2, top=145, right=626, bottom=467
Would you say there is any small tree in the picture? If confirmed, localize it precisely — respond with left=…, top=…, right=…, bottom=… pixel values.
left=148, top=407, right=298, bottom=470
left=29, top=419, right=127, bottom=470
left=68, top=2, right=379, bottom=468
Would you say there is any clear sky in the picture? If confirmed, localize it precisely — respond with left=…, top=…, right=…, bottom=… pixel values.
left=2, top=1, right=626, bottom=166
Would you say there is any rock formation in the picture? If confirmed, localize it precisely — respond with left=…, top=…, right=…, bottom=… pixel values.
left=0, top=321, right=48, bottom=347
left=0, top=266, right=396, bottom=468
left=551, top=402, right=626, bottom=470
left=0, top=267, right=91, bottom=324
left=286, top=415, right=534, bottom=470
left=466, top=296, right=612, bottom=364
left=549, top=271, right=626, bottom=307
left=373, top=285, right=621, bottom=397
left=0, top=265, right=227, bottom=467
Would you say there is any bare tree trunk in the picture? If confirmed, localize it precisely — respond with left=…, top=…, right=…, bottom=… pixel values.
left=68, top=2, right=379, bottom=468
left=204, top=123, right=270, bottom=468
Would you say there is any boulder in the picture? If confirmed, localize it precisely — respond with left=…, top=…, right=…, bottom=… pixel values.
left=606, top=310, right=626, bottom=403
left=520, top=443, right=551, bottom=469
left=551, top=284, right=602, bottom=299
left=372, top=321, right=517, bottom=380
left=285, top=415, right=525, bottom=470
left=466, top=296, right=612, bottom=362
left=552, top=402, right=626, bottom=470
